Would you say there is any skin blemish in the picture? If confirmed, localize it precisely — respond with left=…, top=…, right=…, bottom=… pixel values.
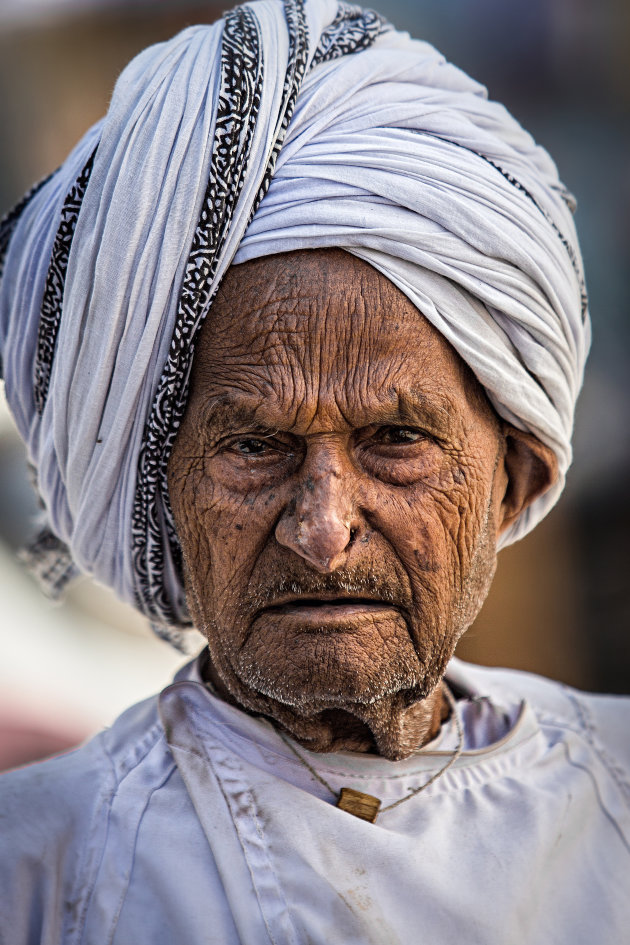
left=413, top=548, right=439, bottom=573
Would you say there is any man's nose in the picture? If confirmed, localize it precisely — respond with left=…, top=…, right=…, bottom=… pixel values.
left=275, top=446, right=362, bottom=573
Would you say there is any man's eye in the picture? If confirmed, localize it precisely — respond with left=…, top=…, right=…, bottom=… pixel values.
left=233, top=438, right=271, bottom=455
left=376, top=426, right=425, bottom=445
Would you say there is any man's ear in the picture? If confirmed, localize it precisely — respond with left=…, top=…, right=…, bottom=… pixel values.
left=498, top=425, right=559, bottom=536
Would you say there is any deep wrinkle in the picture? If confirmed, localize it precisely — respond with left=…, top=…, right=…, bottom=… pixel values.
left=168, top=249, right=558, bottom=760
left=199, top=387, right=459, bottom=444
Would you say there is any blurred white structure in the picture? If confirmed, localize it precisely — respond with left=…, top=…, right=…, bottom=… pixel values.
left=0, top=539, right=193, bottom=734
left=0, top=388, right=201, bottom=758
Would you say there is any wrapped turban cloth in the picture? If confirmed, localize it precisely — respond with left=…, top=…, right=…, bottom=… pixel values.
left=0, top=0, right=590, bottom=646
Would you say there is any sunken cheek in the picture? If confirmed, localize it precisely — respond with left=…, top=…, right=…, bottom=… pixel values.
left=380, top=484, right=473, bottom=594
left=182, top=464, right=283, bottom=589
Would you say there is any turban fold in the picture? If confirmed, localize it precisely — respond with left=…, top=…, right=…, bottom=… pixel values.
left=0, top=0, right=590, bottom=645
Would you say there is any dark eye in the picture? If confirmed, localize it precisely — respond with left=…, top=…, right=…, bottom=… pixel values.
left=233, top=438, right=272, bottom=455
left=376, top=426, right=425, bottom=445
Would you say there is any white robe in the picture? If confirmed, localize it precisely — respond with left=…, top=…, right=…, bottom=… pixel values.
left=1, top=655, right=629, bottom=944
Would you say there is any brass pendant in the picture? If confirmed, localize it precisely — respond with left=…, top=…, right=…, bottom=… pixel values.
left=336, top=787, right=381, bottom=823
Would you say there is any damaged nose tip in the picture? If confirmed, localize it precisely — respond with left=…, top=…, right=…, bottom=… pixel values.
left=304, top=549, right=348, bottom=574
left=275, top=514, right=355, bottom=572
left=297, top=527, right=355, bottom=573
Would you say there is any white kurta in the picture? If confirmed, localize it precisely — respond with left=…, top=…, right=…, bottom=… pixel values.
left=1, top=655, right=629, bottom=944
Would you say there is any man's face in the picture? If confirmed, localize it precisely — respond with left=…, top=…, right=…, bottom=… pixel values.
left=168, top=250, right=507, bottom=749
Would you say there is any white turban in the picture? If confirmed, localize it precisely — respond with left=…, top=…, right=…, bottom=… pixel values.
left=0, top=0, right=590, bottom=644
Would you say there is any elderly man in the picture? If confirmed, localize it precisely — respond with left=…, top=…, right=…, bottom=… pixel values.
left=0, top=0, right=628, bottom=942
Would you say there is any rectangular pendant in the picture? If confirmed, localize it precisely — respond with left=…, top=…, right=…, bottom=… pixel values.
left=336, top=787, right=381, bottom=823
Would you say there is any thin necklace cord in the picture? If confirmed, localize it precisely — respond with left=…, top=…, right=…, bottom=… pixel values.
left=276, top=682, right=464, bottom=820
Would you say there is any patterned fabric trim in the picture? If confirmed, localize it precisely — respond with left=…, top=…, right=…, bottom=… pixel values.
left=0, top=170, right=56, bottom=284
left=0, top=171, right=57, bottom=379
left=33, top=148, right=98, bottom=415
left=251, top=0, right=311, bottom=216
left=2, top=172, right=83, bottom=601
left=131, top=0, right=386, bottom=630
left=131, top=0, right=272, bottom=626
left=311, top=2, right=389, bottom=67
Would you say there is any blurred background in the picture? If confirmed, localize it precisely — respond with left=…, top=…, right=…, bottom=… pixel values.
left=0, top=0, right=628, bottom=771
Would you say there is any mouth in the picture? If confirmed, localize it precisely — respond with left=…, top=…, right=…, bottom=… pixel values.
left=257, top=596, right=399, bottom=622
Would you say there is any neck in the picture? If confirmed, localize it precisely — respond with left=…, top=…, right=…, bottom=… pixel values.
left=202, top=655, right=449, bottom=761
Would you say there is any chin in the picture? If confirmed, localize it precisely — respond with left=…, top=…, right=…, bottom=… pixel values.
left=232, top=625, right=434, bottom=712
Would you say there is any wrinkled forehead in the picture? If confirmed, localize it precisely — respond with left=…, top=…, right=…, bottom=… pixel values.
left=200, top=249, right=408, bottom=347
left=188, top=248, right=496, bottom=433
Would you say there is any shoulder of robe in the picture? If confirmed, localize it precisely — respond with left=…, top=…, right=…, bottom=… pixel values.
left=0, top=690, right=165, bottom=819
left=0, top=692, right=170, bottom=941
left=449, top=658, right=630, bottom=796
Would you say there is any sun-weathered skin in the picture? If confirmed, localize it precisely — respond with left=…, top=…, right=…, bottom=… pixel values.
left=168, top=249, right=556, bottom=760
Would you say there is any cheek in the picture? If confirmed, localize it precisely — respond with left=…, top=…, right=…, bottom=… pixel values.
left=199, top=477, right=281, bottom=541
left=371, top=461, right=490, bottom=588
left=171, top=452, right=284, bottom=603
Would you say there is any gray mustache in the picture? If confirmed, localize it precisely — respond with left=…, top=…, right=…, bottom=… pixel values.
left=247, top=569, right=407, bottom=611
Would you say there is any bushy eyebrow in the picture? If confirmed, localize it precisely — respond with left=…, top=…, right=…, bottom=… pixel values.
left=197, top=389, right=460, bottom=442
left=199, top=397, right=275, bottom=436
left=395, top=391, right=458, bottom=441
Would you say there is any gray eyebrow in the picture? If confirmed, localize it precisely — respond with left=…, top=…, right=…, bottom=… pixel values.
left=395, top=390, right=457, bottom=439
left=199, top=396, right=274, bottom=434
left=197, top=388, right=461, bottom=443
